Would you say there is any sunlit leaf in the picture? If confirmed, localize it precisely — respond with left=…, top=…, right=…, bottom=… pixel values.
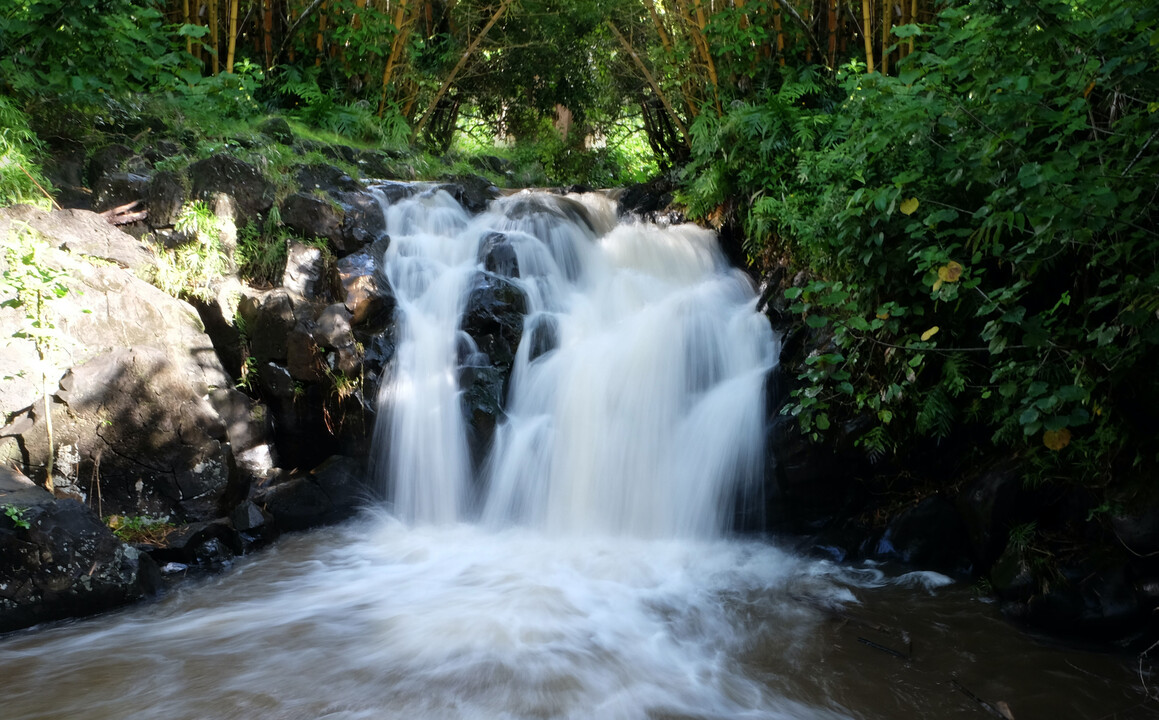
left=900, top=197, right=920, bottom=215
left=921, top=326, right=940, bottom=341
left=1043, top=428, right=1071, bottom=451
left=937, top=261, right=963, bottom=282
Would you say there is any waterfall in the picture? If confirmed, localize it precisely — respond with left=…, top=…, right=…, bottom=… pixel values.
left=372, top=187, right=779, bottom=537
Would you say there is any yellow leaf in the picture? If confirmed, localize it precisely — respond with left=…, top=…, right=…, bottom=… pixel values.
left=876, top=312, right=890, bottom=320
left=933, top=279, right=943, bottom=292
left=921, top=326, right=940, bottom=341
left=900, top=197, right=920, bottom=215
left=1043, top=428, right=1071, bottom=451
left=937, top=261, right=964, bottom=283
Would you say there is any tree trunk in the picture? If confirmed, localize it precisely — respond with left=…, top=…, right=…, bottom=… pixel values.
left=881, top=0, right=891, bottom=75
left=829, top=0, right=838, bottom=68
left=861, top=0, right=875, bottom=73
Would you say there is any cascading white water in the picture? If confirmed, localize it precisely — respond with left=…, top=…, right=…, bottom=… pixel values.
left=373, top=187, right=778, bottom=537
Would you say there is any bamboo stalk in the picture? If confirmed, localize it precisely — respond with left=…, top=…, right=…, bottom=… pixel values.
left=899, top=0, right=910, bottom=59
left=774, top=8, right=785, bottom=66
left=412, top=0, right=514, bottom=141
left=829, top=0, right=838, bottom=68
left=861, top=0, right=875, bottom=73
left=263, top=0, right=275, bottom=68
left=315, top=0, right=328, bottom=66
left=209, top=0, right=219, bottom=74
left=183, top=0, right=193, bottom=56
left=881, top=0, right=891, bottom=75
left=607, top=20, right=690, bottom=148
left=690, top=0, right=721, bottom=116
left=226, top=0, right=238, bottom=72
left=378, top=0, right=413, bottom=116
left=909, top=0, right=917, bottom=55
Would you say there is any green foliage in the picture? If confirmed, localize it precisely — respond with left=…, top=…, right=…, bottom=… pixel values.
left=0, top=96, right=54, bottom=208
left=236, top=211, right=288, bottom=287
left=1, top=0, right=192, bottom=99
left=3, top=504, right=31, bottom=530
left=154, top=201, right=230, bottom=302
left=1, top=223, right=72, bottom=366
left=106, top=514, right=174, bottom=544
left=683, top=0, right=1159, bottom=494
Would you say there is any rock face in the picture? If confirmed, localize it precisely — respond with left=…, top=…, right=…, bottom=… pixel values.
left=459, top=271, right=528, bottom=466
left=188, top=154, right=274, bottom=223
left=15, top=347, right=242, bottom=522
left=1, top=468, right=159, bottom=633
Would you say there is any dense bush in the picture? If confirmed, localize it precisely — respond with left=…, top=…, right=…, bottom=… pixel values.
left=683, top=1, right=1159, bottom=500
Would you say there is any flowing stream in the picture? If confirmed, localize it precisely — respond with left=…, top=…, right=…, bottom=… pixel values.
left=0, top=189, right=1147, bottom=719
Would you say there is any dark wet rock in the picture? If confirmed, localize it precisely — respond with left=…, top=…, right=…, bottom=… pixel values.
left=336, top=249, right=396, bottom=330
left=145, top=170, right=186, bottom=228
left=188, top=154, right=274, bottom=223
left=470, top=155, right=511, bottom=175
left=240, top=289, right=298, bottom=363
left=761, top=416, right=867, bottom=535
left=258, top=116, right=295, bottom=145
left=151, top=519, right=243, bottom=568
left=283, top=240, right=326, bottom=298
left=281, top=192, right=348, bottom=254
left=1025, top=564, right=1143, bottom=638
left=458, top=271, right=528, bottom=465
left=92, top=172, right=149, bottom=214
left=315, top=304, right=355, bottom=349
left=479, top=231, right=520, bottom=278
left=253, top=456, right=369, bottom=531
left=335, top=190, right=386, bottom=251
left=0, top=497, right=160, bottom=633
left=527, top=314, right=559, bottom=362
left=296, top=164, right=364, bottom=195
left=1111, top=505, right=1159, bottom=556
left=87, top=144, right=134, bottom=185
left=322, top=145, right=360, bottom=165
left=142, top=140, right=183, bottom=164
left=872, top=497, right=973, bottom=577
left=286, top=329, right=325, bottom=383
left=617, top=176, right=676, bottom=219
left=958, top=465, right=1028, bottom=569
left=371, top=181, right=417, bottom=206
left=438, top=174, right=499, bottom=214
left=208, top=389, right=277, bottom=484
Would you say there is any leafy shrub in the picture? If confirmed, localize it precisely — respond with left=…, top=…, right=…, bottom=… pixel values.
left=683, top=0, right=1159, bottom=497
left=154, top=201, right=230, bottom=301
left=0, top=96, right=54, bottom=208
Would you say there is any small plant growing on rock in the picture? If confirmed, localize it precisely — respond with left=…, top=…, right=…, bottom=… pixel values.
left=106, top=514, right=174, bottom=545
left=154, top=200, right=229, bottom=301
left=2, top=223, right=77, bottom=493
left=3, top=504, right=31, bottom=530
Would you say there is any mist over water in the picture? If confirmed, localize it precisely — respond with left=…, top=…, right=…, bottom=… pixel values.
left=0, top=188, right=1143, bottom=720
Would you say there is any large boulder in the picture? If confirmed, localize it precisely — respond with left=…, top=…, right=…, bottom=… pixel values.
left=280, top=192, right=346, bottom=251
left=1, top=468, right=159, bottom=633
left=12, top=347, right=243, bottom=523
left=188, top=154, right=274, bottom=223
left=437, top=174, right=499, bottom=214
